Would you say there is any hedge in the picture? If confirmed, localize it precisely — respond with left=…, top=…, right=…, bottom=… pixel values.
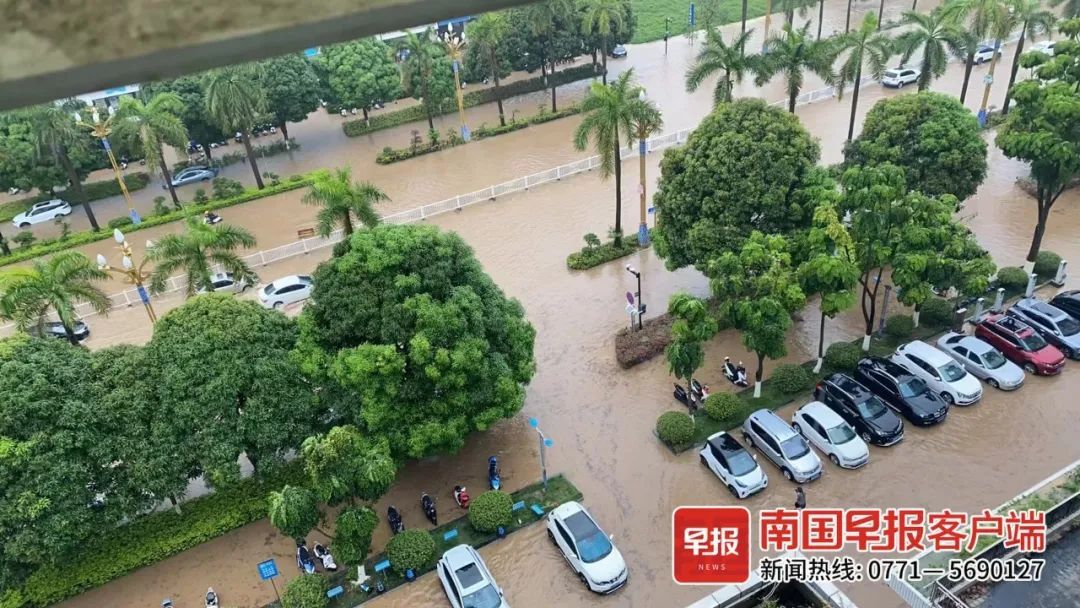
left=567, top=233, right=645, bottom=270
left=996, top=267, right=1029, bottom=291
left=375, top=131, right=465, bottom=164
left=770, top=363, right=815, bottom=395
left=0, top=173, right=151, bottom=223
left=281, top=575, right=327, bottom=608
left=527, top=105, right=583, bottom=125
left=704, top=392, right=742, bottom=424
left=656, top=411, right=695, bottom=447
left=473, top=120, right=529, bottom=140
left=884, top=314, right=916, bottom=341
left=468, top=490, right=513, bottom=533
left=20, top=463, right=304, bottom=607
left=385, top=529, right=436, bottom=576
left=920, top=298, right=954, bottom=328
left=0, top=173, right=318, bottom=269
left=824, top=342, right=863, bottom=371
left=343, top=64, right=599, bottom=137
left=1034, top=250, right=1062, bottom=279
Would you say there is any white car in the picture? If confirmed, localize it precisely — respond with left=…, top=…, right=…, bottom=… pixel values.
left=936, top=332, right=1025, bottom=391
left=699, top=431, right=768, bottom=498
left=546, top=501, right=628, bottom=594
left=12, top=199, right=72, bottom=227
left=791, top=401, right=869, bottom=470
left=882, top=67, right=920, bottom=88
left=891, top=340, right=984, bottom=406
left=973, top=44, right=1003, bottom=64
left=257, top=275, right=313, bottom=309
left=436, top=545, right=509, bottom=608
left=1029, top=40, right=1056, bottom=57
left=197, top=272, right=255, bottom=295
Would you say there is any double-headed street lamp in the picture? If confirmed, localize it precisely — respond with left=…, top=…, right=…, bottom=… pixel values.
left=97, top=228, right=157, bottom=324
left=76, top=107, right=141, bottom=225
left=444, top=36, right=471, bottom=142
left=636, top=89, right=661, bottom=247
left=528, top=417, right=554, bottom=492
left=626, top=265, right=645, bottom=330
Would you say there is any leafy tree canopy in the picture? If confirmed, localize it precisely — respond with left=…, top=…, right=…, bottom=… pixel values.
left=319, top=40, right=402, bottom=113
left=140, top=76, right=229, bottom=149
left=259, top=53, right=323, bottom=127
left=0, top=112, right=99, bottom=194
left=300, top=425, right=395, bottom=505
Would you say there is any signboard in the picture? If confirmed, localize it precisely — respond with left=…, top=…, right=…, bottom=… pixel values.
left=257, top=559, right=279, bottom=581
left=626, top=291, right=635, bottom=305
left=689, top=3, right=696, bottom=27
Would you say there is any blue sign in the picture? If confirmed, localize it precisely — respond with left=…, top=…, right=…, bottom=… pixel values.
left=689, top=3, right=696, bottom=26
left=443, top=529, right=459, bottom=541
left=374, top=559, right=392, bottom=573
left=304, top=47, right=320, bottom=57
left=137, top=285, right=150, bottom=305
left=130, top=208, right=142, bottom=225
left=257, top=559, right=279, bottom=581
left=529, top=417, right=538, bottom=428
left=101, top=137, right=112, bottom=152
left=544, top=438, right=554, bottom=448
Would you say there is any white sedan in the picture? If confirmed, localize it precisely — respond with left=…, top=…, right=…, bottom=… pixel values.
left=547, top=501, right=628, bottom=594
left=1029, top=40, right=1056, bottom=56
left=12, top=199, right=72, bottom=228
left=699, top=431, right=768, bottom=498
left=936, top=332, right=1025, bottom=391
left=197, top=272, right=255, bottom=295
left=257, top=275, right=313, bottom=309
left=791, top=401, right=869, bottom=470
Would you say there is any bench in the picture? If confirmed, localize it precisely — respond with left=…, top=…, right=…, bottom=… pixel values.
left=326, top=586, right=344, bottom=599
left=443, top=529, right=459, bottom=541
left=297, top=227, right=316, bottom=239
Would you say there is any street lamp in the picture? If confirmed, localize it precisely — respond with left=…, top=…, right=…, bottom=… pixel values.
left=443, top=36, right=471, bottom=142
left=626, top=265, right=645, bottom=330
left=664, top=17, right=671, bottom=55
left=76, top=108, right=141, bottom=225
left=97, top=228, right=157, bottom=324
left=528, top=417, right=554, bottom=492
left=635, top=89, right=660, bottom=247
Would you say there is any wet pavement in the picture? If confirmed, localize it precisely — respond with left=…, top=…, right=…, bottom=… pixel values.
left=983, top=527, right=1080, bottom=608
left=48, top=1, right=1080, bottom=607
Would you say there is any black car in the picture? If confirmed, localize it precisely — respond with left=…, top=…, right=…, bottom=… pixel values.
left=813, top=373, right=905, bottom=446
left=1050, top=290, right=1080, bottom=320
left=854, top=357, right=949, bottom=426
left=27, top=320, right=90, bottom=342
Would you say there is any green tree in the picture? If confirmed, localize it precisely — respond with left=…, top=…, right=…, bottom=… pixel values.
left=798, top=204, right=859, bottom=372
left=523, top=0, right=579, bottom=110
left=835, top=14, right=893, bottom=142
left=685, top=30, right=755, bottom=105
left=573, top=69, right=661, bottom=245
left=581, top=0, right=625, bottom=86
left=332, top=507, right=379, bottom=566
left=709, top=232, right=806, bottom=397
left=320, top=39, right=402, bottom=124
left=0, top=252, right=109, bottom=345
left=300, top=426, right=396, bottom=505
left=844, top=92, right=988, bottom=201
left=400, top=29, right=455, bottom=132
left=664, top=293, right=719, bottom=387
left=25, top=105, right=99, bottom=230
left=259, top=53, right=322, bottom=141
left=140, top=76, right=229, bottom=162
left=0, top=113, right=93, bottom=198
left=145, top=215, right=257, bottom=296
left=895, top=9, right=969, bottom=92
left=204, top=64, right=268, bottom=189
left=113, top=93, right=189, bottom=207
left=268, top=485, right=325, bottom=540
left=146, top=295, right=317, bottom=482
left=281, top=575, right=327, bottom=608
left=1001, top=0, right=1057, bottom=115
left=468, top=13, right=512, bottom=126
left=302, top=167, right=388, bottom=237
left=942, top=0, right=1012, bottom=104
left=754, top=23, right=837, bottom=113
left=294, top=225, right=536, bottom=459
left=652, top=98, right=822, bottom=271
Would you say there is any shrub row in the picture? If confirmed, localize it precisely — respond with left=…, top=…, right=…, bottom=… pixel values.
left=527, top=105, right=583, bottom=125
left=343, top=64, right=599, bottom=137
left=172, top=139, right=299, bottom=174
left=567, top=233, right=644, bottom=270
left=473, top=120, right=529, bottom=140
left=375, top=131, right=466, bottom=165
left=0, top=173, right=152, bottom=222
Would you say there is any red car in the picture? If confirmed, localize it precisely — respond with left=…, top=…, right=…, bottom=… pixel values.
left=974, top=314, right=1066, bottom=375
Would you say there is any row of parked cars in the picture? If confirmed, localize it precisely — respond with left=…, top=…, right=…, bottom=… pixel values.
left=699, top=291, right=1080, bottom=499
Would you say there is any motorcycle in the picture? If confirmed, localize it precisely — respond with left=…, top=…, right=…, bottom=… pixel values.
left=674, top=381, right=708, bottom=412
left=313, top=543, right=338, bottom=572
left=453, top=485, right=470, bottom=509
left=488, top=456, right=501, bottom=491
left=296, top=541, right=316, bottom=574
left=421, top=492, right=438, bottom=525
left=119, top=156, right=129, bottom=170
left=162, top=600, right=174, bottom=608
left=691, top=379, right=710, bottom=403
left=723, top=357, right=749, bottom=388
left=387, top=505, right=405, bottom=534
left=203, top=211, right=223, bottom=225
left=205, top=587, right=219, bottom=608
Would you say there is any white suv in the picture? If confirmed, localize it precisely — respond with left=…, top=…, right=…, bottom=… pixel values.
left=547, top=501, right=627, bottom=594
left=882, top=67, right=919, bottom=88
left=891, top=340, right=983, bottom=406
left=12, top=199, right=72, bottom=227
left=699, top=431, right=768, bottom=498
left=436, top=545, right=509, bottom=608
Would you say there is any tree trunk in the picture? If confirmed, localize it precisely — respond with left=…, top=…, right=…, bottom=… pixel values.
left=551, top=59, right=559, bottom=112
left=343, top=210, right=355, bottom=236
left=788, top=87, right=797, bottom=113
left=847, top=65, right=863, bottom=142
left=0, top=231, right=10, bottom=256
left=159, top=145, right=180, bottom=206
left=613, top=127, right=623, bottom=244
left=817, top=0, right=825, bottom=40
left=59, top=146, right=98, bottom=230
left=753, top=352, right=765, bottom=398
left=845, top=0, right=853, bottom=33
left=741, top=0, right=749, bottom=38
left=424, top=103, right=435, bottom=132
left=601, top=40, right=609, bottom=86
left=959, top=53, right=975, bottom=104
left=280, top=122, right=290, bottom=142
left=64, top=322, right=79, bottom=346
left=1026, top=198, right=1049, bottom=263
left=877, top=0, right=885, bottom=29
left=203, top=141, right=214, bottom=163
left=591, top=48, right=599, bottom=70
left=785, top=9, right=794, bottom=26
left=363, top=107, right=370, bottom=126
left=491, top=49, right=506, bottom=127
left=815, top=311, right=827, bottom=373
left=169, top=495, right=183, bottom=515
left=241, top=132, right=265, bottom=189
left=912, top=0, right=917, bottom=10
left=913, top=309, right=921, bottom=328
left=1003, top=28, right=1027, bottom=115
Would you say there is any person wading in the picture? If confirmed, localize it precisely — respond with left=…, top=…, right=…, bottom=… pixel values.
left=794, top=487, right=806, bottom=510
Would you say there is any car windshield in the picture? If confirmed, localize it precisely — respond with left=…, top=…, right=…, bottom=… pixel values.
left=826, top=423, right=856, bottom=445
left=462, top=583, right=502, bottom=608
left=780, top=435, right=810, bottom=460
left=1017, top=331, right=1047, bottom=351
left=1058, top=316, right=1080, bottom=336
left=856, top=397, right=889, bottom=419
left=298, top=275, right=313, bottom=284
left=566, top=512, right=613, bottom=563
left=726, top=450, right=757, bottom=476
left=884, top=70, right=900, bottom=78
left=981, top=349, right=1007, bottom=369
left=939, top=362, right=967, bottom=382
left=898, top=377, right=928, bottom=398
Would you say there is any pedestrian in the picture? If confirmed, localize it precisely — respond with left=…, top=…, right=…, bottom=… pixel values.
left=794, top=487, right=806, bottom=510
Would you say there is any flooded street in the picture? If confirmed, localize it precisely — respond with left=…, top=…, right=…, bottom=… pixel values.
left=45, top=1, right=1080, bottom=608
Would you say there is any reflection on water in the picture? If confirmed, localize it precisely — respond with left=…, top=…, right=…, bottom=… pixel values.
left=985, top=527, right=1080, bottom=608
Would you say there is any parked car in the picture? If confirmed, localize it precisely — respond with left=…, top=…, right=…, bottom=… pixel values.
left=12, top=199, right=72, bottom=228
left=854, top=357, right=949, bottom=426
left=974, top=314, right=1066, bottom=375
left=699, top=431, right=768, bottom=498
left=973, top=44, right=1003, bottom=64
left=742, top=409, right=822, bottom=484
left=258, top=275, right=313, bottom=309
left=610, top=44, right=627, bottom=58
left=27, top=320, right=89, bottom=342
left=882, top=67, right=920, bottom=87
left=791, top=401, right=869, bottom=470
left=936, top=332, right=1025, bottom=390
left=891, top=340, right=984, bottom=406
left=1007, top=298, right=1080, bottom=359
left=166, top=166, right=218, bottom=188
left=1029, top=40, right=1056, bottom=56
left=1050, top=290, right=1080, bottom=320
left=436, top=545, right=509, bottom=608
left=196, top=272, right=255, bottom=295
left=546, top=501, right=628, bottom=594
left=814, top=374, right=905, bottom=446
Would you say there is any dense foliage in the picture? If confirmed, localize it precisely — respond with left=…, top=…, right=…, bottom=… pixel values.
left=770, top=364, right=814, bottom=395
left=385, top=529, right=437, bottom=575
left=1034, top=250, right=1062, bottom=279
left=468, top=490, right=514, bottom=533
left=332, top=507, right=379, bottom=566
left=259, top=53, right=323, bottom=138
left=281, top=574, right=328, bottom=608
left=919, top=298, right=955, bottom=328
left=824, top=342, right=863, bottom=371
left=319, top=39, right=402, bottom=119
left=703, top=392, right=742, bottom=424
left=884, top=315, right=916, bottom=341
left=996, top=266, right=1030, bottom=290
left=656, top=410, right=696, bottom=446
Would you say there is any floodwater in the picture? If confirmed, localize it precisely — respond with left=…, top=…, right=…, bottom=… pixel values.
left=49, top=1, right=1080, bottom=608
left=984, top=527, right=1080, bottom=608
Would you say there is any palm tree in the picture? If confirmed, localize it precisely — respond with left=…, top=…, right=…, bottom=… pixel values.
left=686, top=30, right=756, bottom=105
left=779, top=0, right=819, bottom=28
left=114, top=93, right=189, bottom=207
left=145, top=215, right=257, bottom=297
left=400, top=29, right=442, bottom=132
left=26, top=105, right=100, bottom=230
left=1003, top=0, right=1057, bottom=115
left=582, top=0, right=625, bottom=86
left=573, top=69, right=661, bottom=246
left=204, top=64, right=267, bottom=189
left=754, top=24, right=837, bottom=113
left=468, top=13, right=511, bottom=126
left=302, top=168, right=388, bottom=237
left=0, top=252, right=109, bottom=345
left=895, top=10, right=969, bottom=91
left=845, top=0, right=855, bottom=33
left=942, top=0, right=1012, bottom=104
left=526, top=0, right=576, bottom=111
left=836, top=15, right=893, bottom=141
left=741, top=0, right=750, bottom=38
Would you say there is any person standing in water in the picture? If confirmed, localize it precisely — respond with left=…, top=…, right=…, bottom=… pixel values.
left=794, top=487, right=806, bottom=510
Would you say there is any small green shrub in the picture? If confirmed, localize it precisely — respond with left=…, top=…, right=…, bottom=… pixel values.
left=704, top=392, right=742, bottom=423
left=919, top=298, right=954, bottom=328
left=825, top=342, right=863, bottom=371
left=567, top=235, right=642, bottom=270
left=262, top=171, right=281, bottom=187
left=884, top=314, right=915, bottom=341
left=385, top=529, right=436, bottom=575
left=281, top=575, right=327, bottom=608
left=107, top=216, right=133, bottom=230
left=12, top=232, right=36, bottom=249
left=193, top=189, right=209, bottom=204
left=583, top=233, right=601, bottom=249
left=656, top=410, right=695, bottom=446
left=152, top=196, right=170, bottom=216
left=1034, top=250, right=1062, bottom=279
left=996, top=267, right=1029, bottom=291
left=770, top=364, right=814, bottom=395
left=469, top=490, right=513, bottom=533
left=211, top=177, right=244, bottom=200
left=333, top=507, right=379, bottom=566
left=473, top=120, right=528, bottom=139
left=527, top=105, right=582, bottom=125
left=55, top=219, right=72, bottom=240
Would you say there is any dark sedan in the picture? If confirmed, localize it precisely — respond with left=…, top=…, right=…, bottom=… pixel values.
left=28, top=320, right=90, bottom=342
left=1050, top=290, right=1080, bottom=320
left=854, top=357, right=949, bottom=425
left=813, top=373, right=905, bottom=446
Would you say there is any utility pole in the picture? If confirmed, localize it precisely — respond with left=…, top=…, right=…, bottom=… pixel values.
left=665, top=17, right=671, bottom=55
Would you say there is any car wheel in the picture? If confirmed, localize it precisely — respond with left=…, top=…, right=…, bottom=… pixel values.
left=19, top=222, right=29, bottom=228
left=940, top=391, right=955, bottom=405
left=579, top=573, right=590, bottom=589
left=1023, top=362, right=1037, bottom=374
left=273, top=301, right=284, bottom=310
left=830, top=454, right=840, bottom=466
left=727, top=484, right=739, bottom=498
left=860, top=431, right=873, bottom=443
left=547, top=529, right=556, bottom=544
left=782, top=468, right=794, bottom=482
left=699, top=454, right=707, bottom=466
left=793, top=422, right=802, bottom=436
left=898, top=80, right=904, bottom=88
left=988, top=378, right=1000, bottom=389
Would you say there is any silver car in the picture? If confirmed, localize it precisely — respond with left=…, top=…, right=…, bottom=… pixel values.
left=196, top=272, right=255, bottom=295
left=936, top=332, right=1025, bottom=391
left=742, top=409, right=823, bottom=484
left=1007, top=298, right=1080, bottom=360
left=166, top=166, right=218, bottom=188
left=436, top=545, right=509, bottom=608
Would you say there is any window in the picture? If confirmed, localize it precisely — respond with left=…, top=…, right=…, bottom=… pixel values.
left=1058, top=316, right=1080, bottom=336
left=565, top=512, right=612, bottom=563
left=780, top=435, right=810, bottom=460
left=555, top=521, right=576, bottom=555
left=277, top=284, right=299, bottom=294
left=966, top=351, right=982, bottom=365
left=213, top=280, right=230, bottom=289
left=462, top=585, right=502, bottom=608
left=898, top=377, right=928, bottom=398
left=981, top=349, right=1007, bottom=369
left=939, top=362, right=967, bottom=382
left=1026, top=312, right=1050, bottom=328
left=1017, top=332, right=1047, bottom=351
left=761, top=433, right=781, bottom=455
left=953, top=345, right=969, bottom=358
left=826, top=423, right=856, bottom=445
left=871, top=370, right=895, bottom=394
left=855, top=397, right=889, bottom=419
left=725, top=450, right=757, bottom=476
left=710, top=444, right=724, bottom=465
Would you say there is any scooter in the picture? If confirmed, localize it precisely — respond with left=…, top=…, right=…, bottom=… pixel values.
left=421, top=492, right=438, bottom=525
left=162, top=600, right=174, bottom=608
left=296, top=542, right=316, bottom=574
left=387, top=505, right=405, bottom=534
left=204, top=587, right=219, bottom=608
left=674, top=383, right=696, bottom=412
left=488, top=456, right=501, bottom=491
left=691, top=379, right=710, bottom=403
left=203, top=211, right=223, bottom=225
left=723, top=357, right=749, bottom=388
left=453, top=485, right=470, bottom=509
left=313, top=543, right=338, bottom=572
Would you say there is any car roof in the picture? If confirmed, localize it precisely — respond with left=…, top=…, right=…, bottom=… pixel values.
left=210, top=272, right=233, bottom=280
left=825, top=372, right=872, bottom=399
left=1055, top=290, right=1080, bottom=302
left=859, top=356, right=912, bottom=380
left=957, top=335, right=994, bottom=354
left=799, top=401, right=846, bottom=427
left=441, top=544, right=480, bottom=571
left=987, top=314, right=1036, bottom=337
left=270, top=275, right=307, bottom=287
left=706, top=432, right=746, bottom=456
left=897, top=340, right=952, bottom=365
left=32, top=199, right=65, bottom=207
left=1017, top=298, right=1069, bottom=319
left=551, top=500, right=586, bottom=521
left=747, top=409, right=797, bottom=440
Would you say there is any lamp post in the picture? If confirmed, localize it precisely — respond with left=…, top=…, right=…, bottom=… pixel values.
left=635, top=89, right=660, bottom=247
left=665, top=17, right=671, bottom=54
left=626, top=265, right=644, bottom=330
left=77, top=108, right=141, bottom=225
left=444, top=37, right=471, bottom=142
left=97, top=228, right=157, bottom=324
left=528, top=417, right=554, bottom=492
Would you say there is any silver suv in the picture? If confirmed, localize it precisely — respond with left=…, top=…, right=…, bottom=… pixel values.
left=1007, top=298, right=1080, bottom=359
left=742, top=409, right=823, bottom=484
